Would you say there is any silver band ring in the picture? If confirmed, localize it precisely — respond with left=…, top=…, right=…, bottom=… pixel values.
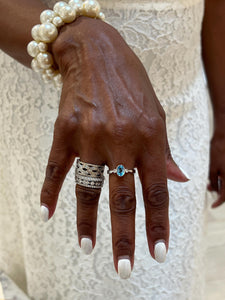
left=107, top=164, right=135, bottom=177
left=75, top=158, right=105, bottom=189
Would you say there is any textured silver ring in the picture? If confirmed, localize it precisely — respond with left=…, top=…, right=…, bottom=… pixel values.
left=75, top=158, right=105, bottom=189
left=107, top=164, right=136, bottom=177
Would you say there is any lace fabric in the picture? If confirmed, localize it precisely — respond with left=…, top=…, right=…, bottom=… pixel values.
left=0, top=0, right=210, bottom=299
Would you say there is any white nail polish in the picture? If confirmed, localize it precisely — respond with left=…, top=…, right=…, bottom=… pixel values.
left=118, top=259, right=131, bottom=279
left=81, top=238, right=93, bottom=255
left=40, top=205, right=49, bottom=222
left=154, top=241, right=167, bottom=263
left=180, top=167, right=190, bottom=180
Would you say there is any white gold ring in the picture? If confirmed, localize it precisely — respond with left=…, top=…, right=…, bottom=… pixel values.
left=107, top=164, right=135, bottom=177
left=75, top=158, right=105, bottom=189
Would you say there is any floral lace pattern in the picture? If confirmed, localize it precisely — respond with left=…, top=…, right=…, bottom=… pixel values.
left=0, top=0, right=210, bottom=299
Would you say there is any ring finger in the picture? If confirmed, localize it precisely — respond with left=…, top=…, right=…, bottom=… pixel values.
left=75, top=155, right=105, bottom=255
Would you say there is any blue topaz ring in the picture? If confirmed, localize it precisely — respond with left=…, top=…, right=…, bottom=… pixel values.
left=107, top=165, right=136, bottom=177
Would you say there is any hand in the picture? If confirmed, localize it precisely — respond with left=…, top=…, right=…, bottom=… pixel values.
left=208, top=124, right=225, bottom=208
left=40, top=16, right=188, bottom=278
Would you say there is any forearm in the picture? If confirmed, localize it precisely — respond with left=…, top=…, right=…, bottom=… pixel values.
left=202, top=0, right=225, bottom=129
left=0, top=0, right=47, bottom=67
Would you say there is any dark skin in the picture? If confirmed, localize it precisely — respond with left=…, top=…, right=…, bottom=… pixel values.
left=202, top=0, right=225, bottom=207
left=44, top=17, right=187, bottom=271
left=0, top=0, right=224, bottom=276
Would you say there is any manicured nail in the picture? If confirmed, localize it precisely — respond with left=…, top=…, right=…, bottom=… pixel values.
left=81, top=238, right=93, bottom=255
left=118, top=259, right=131, bottom=279
left=40, top=205, right=49, bottom=222
left=180, top=167, right=190, bottom=180
left=154, top=241, right=167, bottom=263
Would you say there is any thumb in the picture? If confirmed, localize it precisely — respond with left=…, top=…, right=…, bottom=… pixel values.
left=165, top=140, right=190, bottom=182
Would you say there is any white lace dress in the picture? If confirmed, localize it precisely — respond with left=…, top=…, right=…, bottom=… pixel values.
left=0, top=0, right=210, bottom=299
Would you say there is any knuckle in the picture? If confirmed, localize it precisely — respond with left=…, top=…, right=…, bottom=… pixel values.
left=82, top=118, right=106, bottom=137
left=145, top=183, right=168, bottom=209
left=55, top=113, right=78, bottom=133
left=149, top=116, right=164, bottom=131
left=76, top=185, right=100, bottom=206
left=45, top=162, right=64, bottom=182
left=41, top=164, right=63, bottom=200
left=107, top=120, right=133, bottom=141
left=110, top=187, right=136, bottom=214
left=149, top=225, right=168, bottom=236
left=92, top=118, right=105, bottom=133
left=115, top=237, right=132, bottom=252
left=140, top=116, right=165, bottom=140
left=41, top=185, right=56, bottom=200
left=77, top=220, right=93, bottom=232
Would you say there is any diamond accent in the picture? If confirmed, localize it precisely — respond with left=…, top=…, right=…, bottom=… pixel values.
left=75, top=158, right=105, bottom=189
left=76, top=159, right=105, bottom=178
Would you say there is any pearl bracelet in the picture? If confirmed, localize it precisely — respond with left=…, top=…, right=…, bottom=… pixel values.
left=27, top=0, right=105, bottom=89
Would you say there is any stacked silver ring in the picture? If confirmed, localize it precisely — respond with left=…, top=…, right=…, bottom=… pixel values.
left=75, top=158, right=105, bottom=189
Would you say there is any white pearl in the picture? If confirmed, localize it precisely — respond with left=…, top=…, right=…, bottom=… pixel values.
left=58, top=5, right=76, bottom=23
left=54, top=79, right=63, bottom=87
left=68, top=0, right=83, bottom=14
left=54, top=81, right=63, bottom=89
left=53, top=1, right=68, bottom=14
left=82, top=0, right=101, bottom=18
left=98, top=12, right=105, bottom=21
left=56, top=85, right=62, bottom=90
left=37, top=52, right=54, bottom=69
left=27, top=41, right=39, bottom=57
left=53, top=73, right=63, bottom=85
left=68, top=0, right=83, bottom=6
left=39, top=23, right=58, bottom=43
left=38, top=42, right=48, bottom=52
left=31, top=24, right=41, bottom=42
left=42, top=73, right=53, bottom=83
left=40, top=10, right=55, bottom=23
left=52, top=16, right=64, bottom=27
left=31, top=58, right=43, bottom=73
left=45, top=67, right=56, bottom=77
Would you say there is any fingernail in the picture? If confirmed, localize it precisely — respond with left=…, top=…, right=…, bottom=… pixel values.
left=179, top=167, right=190, bottom=180
left=81, top=237, right=93, bottom=255
left=40, top=205, right=49, bottom=222
left=154, top=241, right=167, bottom=263
left=118, top=259, right=131, bottom=279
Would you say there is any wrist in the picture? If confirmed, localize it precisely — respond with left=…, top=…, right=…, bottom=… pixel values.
left=27, top=0, right=106, bottom=88
left=51, top=16, right=120, bottom=77
left=52, top=16, right=102, bottom=71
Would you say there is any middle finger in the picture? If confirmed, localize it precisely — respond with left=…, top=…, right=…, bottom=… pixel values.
left=108, top=157, right=136, bottom=279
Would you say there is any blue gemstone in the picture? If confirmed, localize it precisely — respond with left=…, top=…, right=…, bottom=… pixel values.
left=117, top=165, right=125, bottom=177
